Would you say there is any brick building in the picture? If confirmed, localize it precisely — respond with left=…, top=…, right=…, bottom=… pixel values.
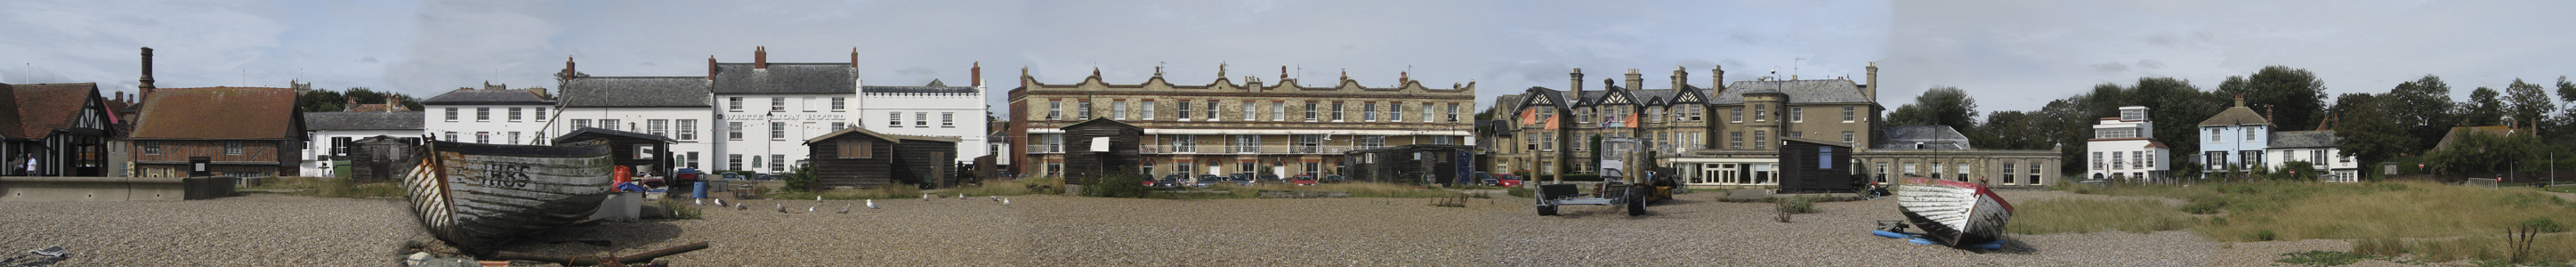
left=1005, top=66, right=1476, bottom=180
left=127, top=87, right=303, bottom=177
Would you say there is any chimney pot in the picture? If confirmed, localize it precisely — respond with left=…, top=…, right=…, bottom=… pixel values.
left=754, top=46, right=767, bottom=69
left=972, top=61, right=983, bottom=87
left=707, top=56, right=718, bottom=79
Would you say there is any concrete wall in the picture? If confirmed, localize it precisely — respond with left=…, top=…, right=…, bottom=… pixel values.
left=0, top=176, right=236, bottom=201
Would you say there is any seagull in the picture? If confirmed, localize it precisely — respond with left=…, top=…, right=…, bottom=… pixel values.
left=817, top=196, right=825, bottom=202
left=989, top=196, right=999, bottom=202
left=867, top=199, right=880, bottom=209
left=1002, top=198, right=1011, bottom=206
left=957, top=193, right=966, bottom=199
left=713, top=198, right=724, bottom=207
left=922, top=193, right=932, bottom=201
left=735, top=203, right=747, bottom=210
left=837, top=204, right=852, bottom=214
left=808, top=206, right=816, bottom=213
left=694, top=198, right=703, bottom=206
left=775, top=203, right=786, bottom=213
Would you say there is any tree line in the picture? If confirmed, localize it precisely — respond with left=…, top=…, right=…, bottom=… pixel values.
left=295, top=87, right=424, bottom=112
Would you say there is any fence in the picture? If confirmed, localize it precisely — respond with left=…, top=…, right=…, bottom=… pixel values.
left=2466, top=178, right=2499, bottom=189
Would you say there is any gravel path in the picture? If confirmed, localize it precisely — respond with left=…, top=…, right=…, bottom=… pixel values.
left=0, top=190, right=2396, bottom=265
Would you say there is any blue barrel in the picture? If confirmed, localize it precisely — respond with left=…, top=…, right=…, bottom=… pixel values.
left=691, top=182, right=708, bottom=198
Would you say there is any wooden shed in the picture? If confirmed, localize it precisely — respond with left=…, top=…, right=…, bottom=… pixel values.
left=1776, top=137, right=1861, bottom=193
left=551, top=127, right=674, bottom=176
left=1058, top=118, right=1142, bottom=185
left=1341, top=144, right=1476, bottom=185
left=803, top=127, right=959, bottom=190
left=346, top=135, right=423, bottom=183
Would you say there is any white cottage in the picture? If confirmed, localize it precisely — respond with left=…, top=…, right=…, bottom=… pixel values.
left=2087, top=106, right=2170, bottom=182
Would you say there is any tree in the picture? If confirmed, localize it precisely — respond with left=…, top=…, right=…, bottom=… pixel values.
left=295, top=89, right=346, bottom=112
left=2333, top=93, right=2413, bottom=165
left=2215, top=66, right=2329, bottom=131
left=1886, top=86, right=1978, bottom=132
left=2464, top=87, right=2506, bottom=126
left=2389, top=76, right=2458, bottom=151
left=2421, top=129, right=2540, bottom=174
left=2505, top=78, right=2555, bottom=130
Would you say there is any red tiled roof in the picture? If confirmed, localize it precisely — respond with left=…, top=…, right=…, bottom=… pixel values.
left=7, top=83, right=101, bottom=139
left=130, top=87, right=298, bottom=140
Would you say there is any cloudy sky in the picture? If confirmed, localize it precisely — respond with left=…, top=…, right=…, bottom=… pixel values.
left=4, top=0, right=2572, bottom=116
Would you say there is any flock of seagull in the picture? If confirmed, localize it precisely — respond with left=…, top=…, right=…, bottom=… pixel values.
left=689, top=192, right=1012, bottom=214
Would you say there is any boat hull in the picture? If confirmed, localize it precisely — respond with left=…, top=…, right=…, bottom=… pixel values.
left=402, top=141, right=617, bottom=253
left=1894, top=178, right=2015, bottom=247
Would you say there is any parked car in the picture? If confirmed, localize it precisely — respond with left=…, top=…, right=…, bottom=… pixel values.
left=1195, top=174, right=1224, bottom=188
left=1229, top=174, right=1255, bottom=186
left=1474, top=172, right=1496, bottom=186
left=721, top=173, right=745, bottom=181
left=1156, top=174, right=1187, bottom=188
left=1495, top=174, right=1523, bottom=187
left=753, top=174, right=782, bottom=181
left=1259, top=174, right=1282, bottom=182
left=1322, top=174, right=1347, bottom=183
left=1291, top=174, right=1319, bottom=186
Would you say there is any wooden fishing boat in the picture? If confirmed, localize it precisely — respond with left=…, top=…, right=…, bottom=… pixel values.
left=1894, top=177, right=2015, bottom=247
left=402, top=140, right=618, bottom=254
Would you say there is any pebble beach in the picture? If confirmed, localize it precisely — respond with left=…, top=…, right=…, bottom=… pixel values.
left=0, top=190, right=2405, bottom=266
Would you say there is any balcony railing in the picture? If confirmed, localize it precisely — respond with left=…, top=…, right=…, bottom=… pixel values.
left=1026, top=144, right=1379, bottom=155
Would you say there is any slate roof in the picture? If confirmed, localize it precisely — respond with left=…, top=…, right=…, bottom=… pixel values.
left=304, top=111, right=424, bottom=131
left=420, top=88, right=553, bottom=104
left=4, top=83, right=101, bottom=139
left=2197, top=105, right=2270, bottom=126
left=560, top=77, right=710, bottom=108
left=1872, top=125, right=1974, bottom=150
left=710, top=63, right=854, bottom=94
left=863, top=79, right=978, bottom=93
left=130, top=87, right=299, bottom=140
left=2267, top=131, right=2338, bottom=149
left=1710, top=79, right=1873, bottom=105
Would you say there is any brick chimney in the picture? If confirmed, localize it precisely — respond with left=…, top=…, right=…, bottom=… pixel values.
left=1624, top=69, right=1642, bottom=90
left=707, top=56, right=717, bottom=80
left=754, top=46, right=767, bottom=69
left=971, top=61, right=982, bottom=87
left=849, top=47, right=858, bottom=68
left=1864, top=61, right=1878, bottom=102
left=139, top=47, right=156, bottom=99
left=563, top=57, right=575, bottom=77
left=1712, top=65, right=1725, bottom=95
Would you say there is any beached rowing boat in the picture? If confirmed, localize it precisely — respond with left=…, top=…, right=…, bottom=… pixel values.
left=1894, top=177, right=2015, bottom=247
left=401, top=140, right=617, bottom=254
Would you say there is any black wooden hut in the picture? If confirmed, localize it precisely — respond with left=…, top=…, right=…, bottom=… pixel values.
left=551, top=127, right=674, bottom=177
left=1058, top=118, right=1142, bottom=185
left=803, top=127, right=960, bottom=190
left=346, top=135, right=422, bottom=183
left=1341, top=144, right=1476, bottom=185
left=1776, top=137, right=1860, bottom=193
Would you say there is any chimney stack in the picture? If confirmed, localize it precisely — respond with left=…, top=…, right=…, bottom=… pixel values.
left=754, top=46, right=767, bottom=69
left=2234, top=94, right=2245, bottom=107
left=1569, top=68, right=1585, bottom=98
left=1864, top=61, right=1878, bottom=102
left=1624, top=69, right=1642, bottom=91
left=707, top=56, right=717, bottom=79
left=1713, top=65, right=1725, bottom=95
left=1671, top=66, right=1687, bottom=91
left=139, top=47, right=156, bottom=99
left=972, top=61, right=982, bottom=87
left=849, top=47, right=858, bottom=68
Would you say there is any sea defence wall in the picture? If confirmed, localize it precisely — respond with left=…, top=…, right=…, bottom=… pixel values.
left=0, top=176, right=238, bottom=201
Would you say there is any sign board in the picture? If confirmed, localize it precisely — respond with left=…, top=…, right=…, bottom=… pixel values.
left=1089, top=137, right=1110, bottom=152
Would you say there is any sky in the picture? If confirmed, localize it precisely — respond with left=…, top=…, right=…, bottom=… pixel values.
left=4, top=0, right=2572, bottom=117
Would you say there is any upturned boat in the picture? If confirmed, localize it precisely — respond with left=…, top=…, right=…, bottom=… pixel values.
left=401, top=140, right=617, bottom=254
left=1894, top=177, right=2015, bottom=247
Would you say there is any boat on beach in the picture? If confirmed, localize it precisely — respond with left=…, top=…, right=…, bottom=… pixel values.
left=1894, top=177, right=2015, bottom=247
left=401, top=140, right=618, bottom=254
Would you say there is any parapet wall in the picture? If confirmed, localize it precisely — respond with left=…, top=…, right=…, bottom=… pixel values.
left=0, top=176, right=239, bottom=201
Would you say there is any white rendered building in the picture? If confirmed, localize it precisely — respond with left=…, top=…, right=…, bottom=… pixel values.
left=2266, top=131, right=2358, bottom=182
left=555, top=76, right=717, bottom=174
left=2086, top=106, right=2169, bottom=182
left=707, top=49, right=989, bottom=174
left=422, top=88, right=559, bottom=146
left=298, top=111, right=422, bottom=177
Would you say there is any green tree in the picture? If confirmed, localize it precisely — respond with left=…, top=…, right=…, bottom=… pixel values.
left=2215, top=66, right=2329, bottom=131
left=2505, top=78, right=2555, bottom=130
left=2464, top=87, right=2506, bottom=126
left=1886, top=86, right=1978, bottom=132
left=2332, top=93, right=2412, bottom=165
left=2273, top=161, right=2322, bottom=181
left=2389, top=76, right=2458, bottom=151
left=295, top=89, right=346, bottom=112
left=2421, top=129, right=2540, bottom=174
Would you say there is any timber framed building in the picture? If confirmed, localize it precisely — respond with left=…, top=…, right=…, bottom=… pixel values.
left=1005, top=67, right=1476, bottom=180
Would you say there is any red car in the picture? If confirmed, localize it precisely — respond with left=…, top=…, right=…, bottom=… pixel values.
left=1290, top=174, right=1320, bottom=186
left=1495, top=174, right=1523, bottom=187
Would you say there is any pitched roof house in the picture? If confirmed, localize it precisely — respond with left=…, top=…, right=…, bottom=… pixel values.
left=127, top=86, right=303, bottom=177
left=0, top=83, right=119, bottom=176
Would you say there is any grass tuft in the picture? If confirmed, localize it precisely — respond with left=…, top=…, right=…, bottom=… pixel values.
left=2275, top=250, right=2385, bottom=267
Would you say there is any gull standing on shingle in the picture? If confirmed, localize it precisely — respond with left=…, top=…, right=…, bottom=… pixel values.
left=714, top=198, right=725, bottom=207
left=1002, top=198, right=1011, bottom=206
left=990, top=196, right=999, bottom=202
left=957, top=193, right=966, bottom=199
left=867, top=199, right=879, bottom=209
left=837, top=204, right=852, bottom=214
left=694, top=198, right=703, bottom=206
left=775, top=203, right=786, bottom=213
left=922, top=193, right=932, bottom=201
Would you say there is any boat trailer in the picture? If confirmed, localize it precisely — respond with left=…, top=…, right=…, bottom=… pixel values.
left=1533, top=182, right=1651, bottom=216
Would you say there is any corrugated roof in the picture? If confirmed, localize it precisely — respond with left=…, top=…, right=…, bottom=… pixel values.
left=2197, top=106, right=2270, bottom=126
left=420, top=88, right=553, bottom=104
left=1872, top=125, right=1974, bottom=150
left=1711, top=79, right=1873, bottom=105
left=304, top=111, right=423, bottom=131
left=710, top=63, right=855, bottom=94
left=560, top=77, right=710, bottom=108
left=130, top=87, right=298, bottom=139
left=6, top=83, right=98, bottom=139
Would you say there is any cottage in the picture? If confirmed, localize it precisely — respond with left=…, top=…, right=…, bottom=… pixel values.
left=1342, top=144, right=1475, bottom=185
left=127, top=87, right=303, bottom=177
left=0, top=83, right=118, bottom=176
left=1776, top=137, right=1859, bottom=193
left=803, top=126, right=958, bottom=190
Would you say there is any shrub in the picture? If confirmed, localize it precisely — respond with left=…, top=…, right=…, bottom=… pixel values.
left=1086, top=174, right=1151, bottom=198
left=781, top=165, right=817, bottom=192
left=2255, top=230, right=2277, bottom=241
left=659, top=198, right=702, bottom=220
left=1506, top=187, right=1532, bottom=198
left=2351, top=238, right=2408, bottom=256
